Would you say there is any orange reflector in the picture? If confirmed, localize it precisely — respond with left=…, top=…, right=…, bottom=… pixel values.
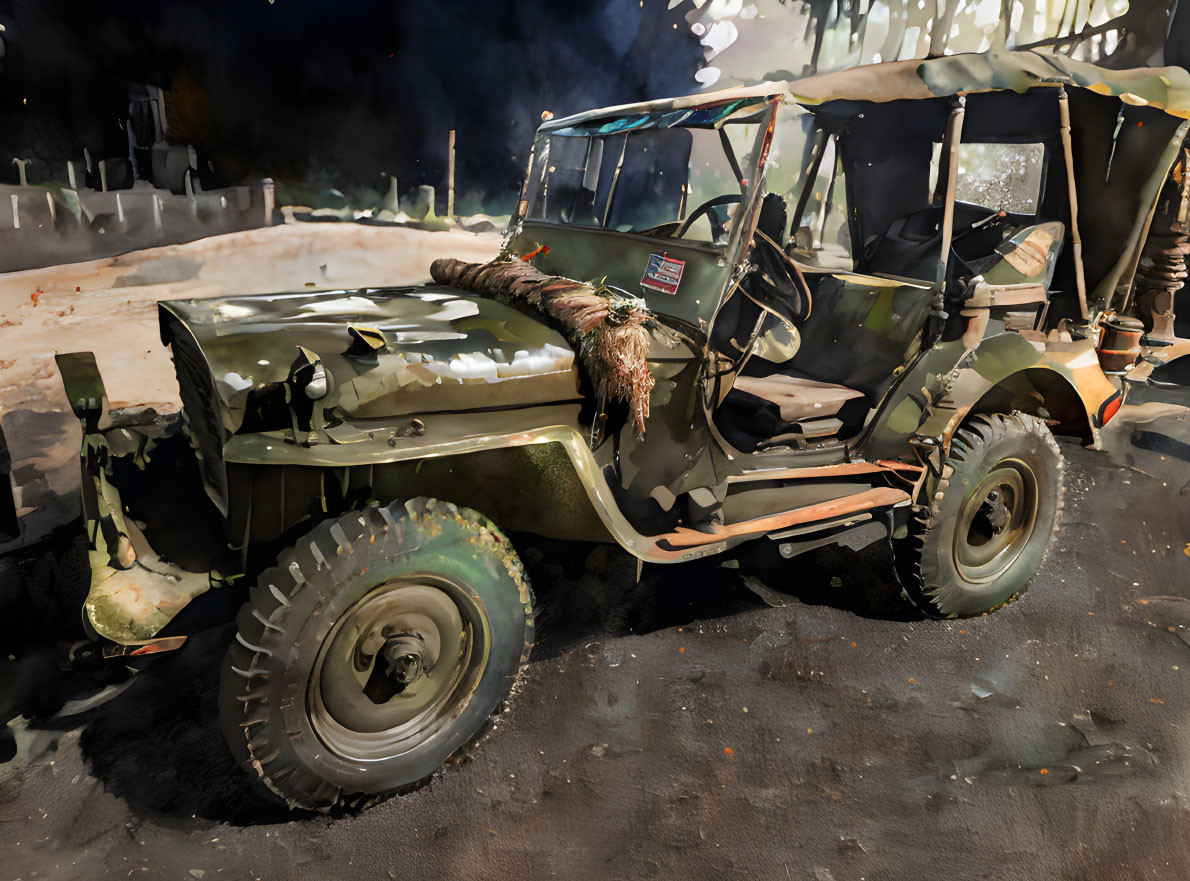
left=1098, top=393, right=1123, bottom=426
left=128, top=636, right=188, bottom=656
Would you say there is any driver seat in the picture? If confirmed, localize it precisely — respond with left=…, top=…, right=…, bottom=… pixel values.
left=731, top=375, right=864, bottom=424
left=713, top=194, right=870, bottom=452
left=864, top=206, right=945, bottom=281
left=718, top=370, right=869, bottom=451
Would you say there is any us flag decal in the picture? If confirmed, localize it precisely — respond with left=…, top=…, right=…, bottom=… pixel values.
left=640, top=253, right=685, bottom=295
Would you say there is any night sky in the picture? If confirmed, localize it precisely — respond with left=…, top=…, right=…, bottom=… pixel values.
left=0, top=0, right=703, bottom=211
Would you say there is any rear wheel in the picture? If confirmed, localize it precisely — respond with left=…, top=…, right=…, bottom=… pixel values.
left=894, top=412, right=1064, bottom=617
left=219, top=498, right=534, bottom=810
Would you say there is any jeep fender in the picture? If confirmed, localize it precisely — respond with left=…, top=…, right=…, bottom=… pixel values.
left=867, top=332, right=1118, bottom=461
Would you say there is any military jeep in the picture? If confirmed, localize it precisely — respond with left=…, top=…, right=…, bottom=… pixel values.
left=57, top=50, right=1190, bottom=809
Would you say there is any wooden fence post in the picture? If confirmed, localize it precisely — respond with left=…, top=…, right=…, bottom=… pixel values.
left=447, top=130, right=456, bottom=220
left=262, top=178, right=275, bottom=226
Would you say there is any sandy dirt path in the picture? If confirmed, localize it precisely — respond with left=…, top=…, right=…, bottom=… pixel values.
left=0, top=223, right=500, bottom=545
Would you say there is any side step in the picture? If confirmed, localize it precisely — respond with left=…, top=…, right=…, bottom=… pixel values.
left=773, top=519, right=889, bottom=559
left=655, top=486, right=911, bottom=551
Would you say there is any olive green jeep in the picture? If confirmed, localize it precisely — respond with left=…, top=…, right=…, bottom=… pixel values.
left=56, top=50, right=1190, bottom=809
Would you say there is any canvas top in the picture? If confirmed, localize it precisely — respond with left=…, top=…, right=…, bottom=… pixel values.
left=541, top=48, right=1190, bottom=133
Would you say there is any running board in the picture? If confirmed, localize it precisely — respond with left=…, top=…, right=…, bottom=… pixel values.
left=767, top=511, right=872, bottom=541
left=654, top=486, right=911, bottom=551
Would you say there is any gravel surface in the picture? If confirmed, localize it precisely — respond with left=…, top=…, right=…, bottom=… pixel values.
left=2, top=434, right=1189, bottom=881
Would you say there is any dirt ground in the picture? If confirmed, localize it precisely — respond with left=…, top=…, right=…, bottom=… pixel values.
left=0, top=222, right=501, bottom=548
left=1, top=437, right=1189, bottom=881
left=2, top=226, right=1190, bottom=880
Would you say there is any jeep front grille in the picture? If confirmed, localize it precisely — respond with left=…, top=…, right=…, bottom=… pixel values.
left=161, top=311, right=230, bottom=515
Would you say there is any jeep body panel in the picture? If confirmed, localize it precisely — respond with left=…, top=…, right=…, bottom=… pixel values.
left=866, top=333, right=1119, bottom=458
left=57, top=49, right=1190, bottom=645
left=160, top=285, right=580, bottom=513
left=161, top=286, right=579, bottom=432
left=60, top=353, right=916, bottom=642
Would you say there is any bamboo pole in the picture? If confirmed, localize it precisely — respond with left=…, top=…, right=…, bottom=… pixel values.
left=1058, top=90, right=1090, bottom=320
left=936, top=95, right=966, bottom=289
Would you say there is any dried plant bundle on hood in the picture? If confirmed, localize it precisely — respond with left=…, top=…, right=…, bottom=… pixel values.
left=430, top=257, right=656, bottom=434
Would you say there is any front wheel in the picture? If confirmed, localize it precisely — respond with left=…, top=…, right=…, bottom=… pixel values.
left=893, top=412, right=1064, bottom=618
left=219, top=498, right=534, bottom=811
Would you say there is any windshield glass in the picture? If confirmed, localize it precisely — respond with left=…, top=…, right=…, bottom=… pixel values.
left=524, top=98, right=770, bottom=246
left=764, top=105, right=854, bottom=271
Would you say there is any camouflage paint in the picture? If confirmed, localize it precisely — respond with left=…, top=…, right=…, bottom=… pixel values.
left=57, top=353, right=215, bottom=643
left=58, top=50, right=1189, bottom=644
left=162, top=286, right=580, bottom=436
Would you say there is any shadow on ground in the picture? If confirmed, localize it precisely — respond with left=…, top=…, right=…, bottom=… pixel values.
left=4, top=383, right=1189, bottom=832
left=525, top=534, right=918, bottom=665
left=0, top=520, right=294, bottom=824
left=0, top=508, right=915, bottom=826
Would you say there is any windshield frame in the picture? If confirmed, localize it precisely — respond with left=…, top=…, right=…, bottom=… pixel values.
left=513, top=96, right=780, bottom=257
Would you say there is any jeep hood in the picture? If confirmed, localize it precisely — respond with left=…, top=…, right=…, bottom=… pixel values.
left=159, top=285, right=579, bottom=435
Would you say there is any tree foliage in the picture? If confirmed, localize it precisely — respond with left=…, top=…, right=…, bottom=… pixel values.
left=692, top=0, right=1178, bottom=87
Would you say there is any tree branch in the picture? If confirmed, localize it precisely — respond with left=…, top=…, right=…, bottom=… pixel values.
left=1014, top=18, right=1126, bottom=52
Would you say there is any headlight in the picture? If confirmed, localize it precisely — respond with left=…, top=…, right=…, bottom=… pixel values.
left=305, top=361, right=328, bottom=400
left=289, top=345, right=331, bottom=401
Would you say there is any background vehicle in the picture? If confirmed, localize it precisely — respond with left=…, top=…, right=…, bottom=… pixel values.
left=56, top=49, right=1190, bottom=809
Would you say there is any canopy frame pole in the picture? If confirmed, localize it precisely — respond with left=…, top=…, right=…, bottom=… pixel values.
left=1058, top=89, right=1091, bottom=320
left=936, top=94, right=967, bottom=289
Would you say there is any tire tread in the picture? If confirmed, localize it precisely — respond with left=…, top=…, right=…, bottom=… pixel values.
left=895, top=411, right=1064, bottom=618
left=220, top=497, right=535, bottom=811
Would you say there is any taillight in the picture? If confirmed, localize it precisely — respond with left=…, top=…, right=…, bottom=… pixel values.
left=1097, top=392, right=1123, bottom=426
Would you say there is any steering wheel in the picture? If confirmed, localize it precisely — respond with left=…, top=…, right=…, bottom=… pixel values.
left=677, top=194, right=742, bottom=241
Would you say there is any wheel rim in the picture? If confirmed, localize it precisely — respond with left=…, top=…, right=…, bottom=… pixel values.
left=308, top=576, right=490, bottom=763
left=952, top=458, right=1039, bottom=585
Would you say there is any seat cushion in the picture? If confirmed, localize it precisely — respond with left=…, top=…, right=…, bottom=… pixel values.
left=731, top=374, right=865, bottom=423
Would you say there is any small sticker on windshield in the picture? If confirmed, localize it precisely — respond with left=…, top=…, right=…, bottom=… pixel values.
left=641, top=253, right=685, bottom=295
